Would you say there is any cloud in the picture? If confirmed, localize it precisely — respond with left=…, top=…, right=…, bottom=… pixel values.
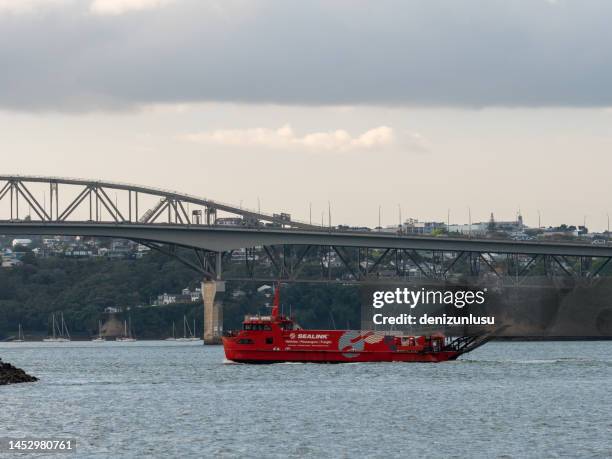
left=0, top=0, right=170, bottom=16
left=1, top=1, right=612, bottom=110
left=0, top=0, right=70, bottom=14
left=90, top=0, right=172, bottom=15
left=182, top=125, right=398, bottom=152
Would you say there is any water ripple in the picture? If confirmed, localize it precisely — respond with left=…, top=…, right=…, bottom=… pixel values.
left=1, top=341, right=611, bottom=458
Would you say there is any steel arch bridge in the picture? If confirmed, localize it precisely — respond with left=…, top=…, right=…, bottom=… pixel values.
left=1, top=174, right=612, bottom=284
left=4, top=174, right=612, bottom=344
left=0, top=174, right=317, bottom=229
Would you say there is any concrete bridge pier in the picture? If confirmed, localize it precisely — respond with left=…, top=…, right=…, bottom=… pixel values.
left=202, top=280, right=224, bottom=345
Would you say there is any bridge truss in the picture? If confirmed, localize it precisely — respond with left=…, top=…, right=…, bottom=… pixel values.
left=0, top=175, right=315, bottom=229
left=1, top=175, right=612, bottom=285
left=147, top=243, right=612, bottom=285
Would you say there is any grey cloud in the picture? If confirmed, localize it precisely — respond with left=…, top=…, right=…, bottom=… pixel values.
left=1, top=0, right=612, bottom=111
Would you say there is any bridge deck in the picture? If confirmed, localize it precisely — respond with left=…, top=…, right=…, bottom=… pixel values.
left=1, top=221, right=610, bottom=256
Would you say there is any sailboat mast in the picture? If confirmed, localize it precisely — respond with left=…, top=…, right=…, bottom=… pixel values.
left=61, top=313, right=70, bottom=339
left=52, top=314, right=56, bottom=339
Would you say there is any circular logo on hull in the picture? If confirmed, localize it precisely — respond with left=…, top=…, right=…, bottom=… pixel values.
left=338, top=331, right=365, bottom=358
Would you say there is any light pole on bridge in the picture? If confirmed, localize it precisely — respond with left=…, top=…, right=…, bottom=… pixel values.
left=468, top=207, right=472, bottom=239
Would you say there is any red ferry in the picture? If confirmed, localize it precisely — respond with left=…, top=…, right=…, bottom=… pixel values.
left=223, top=287, right=488, bottom=364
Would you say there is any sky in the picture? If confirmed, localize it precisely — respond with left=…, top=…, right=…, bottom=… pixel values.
left=1, top=0, right=612, bottom=230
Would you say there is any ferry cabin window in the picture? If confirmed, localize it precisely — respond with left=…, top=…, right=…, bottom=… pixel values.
left=282, top=323, right=293, bottom=330
left=238, top=338, right=254, bottom=344
left=244, top=324, right=269, bottom=331
left=265, top=337, right=273, bottom=344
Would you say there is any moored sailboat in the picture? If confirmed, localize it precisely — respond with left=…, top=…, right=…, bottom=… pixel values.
left=13, top=323, right=25, bottom=342
left=165, top=322, right=177, bottom=341
left=176, top=316, right=199, bottom=341
left=116, top=318, right=136, bottom=342
left=43, top=313, right=71, bottom=342
left=92, top=320, right=105, bottom=342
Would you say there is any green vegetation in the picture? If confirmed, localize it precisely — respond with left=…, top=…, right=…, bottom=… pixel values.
left=0, top=252, right=360, bottom=339
left=224, top=283, right=360, bottom=332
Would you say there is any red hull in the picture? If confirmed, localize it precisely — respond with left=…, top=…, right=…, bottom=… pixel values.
left=223, top=344, right=460, bottom=363
left=223, top=328, right=460, bottom=364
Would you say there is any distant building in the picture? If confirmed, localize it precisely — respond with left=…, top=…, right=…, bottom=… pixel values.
left=1, top=249, right=22, bottom=268
left=448, top=223, right=488, bottom=236
left=182, top=287, right=202, bottom=302
left=257, top=284, right=273, bottom=293
left=402, top=219, right=446, bottom=235
left=64, top=246, right=93, bottom=257
left=12, top=238, right=32, bottom=248
left=154, top=287, right=202, bottom=306
left=231, top=248, right=259, bottom=262
left=542, top=224, right=588, bottom=238
left=157, top=293, right=178, bottom=305
left=576, top=225, right=588, bottom=236
left=136, top=244, right=151, bottom=258
left=447, top=213, right=526, bottom=236
left=488, top=213, right=525, bottom=233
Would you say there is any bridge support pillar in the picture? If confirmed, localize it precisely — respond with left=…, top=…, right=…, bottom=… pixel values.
left=202, top=280, right=224, bottom=345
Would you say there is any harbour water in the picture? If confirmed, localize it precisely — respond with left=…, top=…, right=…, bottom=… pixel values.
left=1, top=340, right=611, bottom=458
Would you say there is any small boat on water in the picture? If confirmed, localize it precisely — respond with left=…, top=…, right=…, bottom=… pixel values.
left=43, top=313, right=70, bottom=343
left=116, top=318, right=136, bottom=342
left=223, top=286, right=489, bottom=364
left=92, top=320, right=105, bottom=342
left=165, top=322, right=177, bottom=341
left=13, top=323, right=25, bottom=342
left=176, top=316, right=199, bottom=342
